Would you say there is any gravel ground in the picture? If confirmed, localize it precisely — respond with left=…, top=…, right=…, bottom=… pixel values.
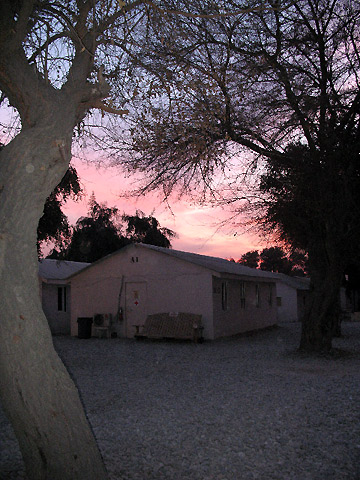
left=1, top=321, right=360, bottom=480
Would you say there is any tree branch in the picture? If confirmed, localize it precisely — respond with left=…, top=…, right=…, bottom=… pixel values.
left=88, top=99, right=129, bottom=116
left=27, top=33, right=68, bottom=65
left=141, top=0, right=291, bottom=19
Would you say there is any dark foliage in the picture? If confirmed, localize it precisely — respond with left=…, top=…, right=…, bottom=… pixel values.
left=238, top=246, right=308, bottom=276
left=37, top=166, right=82, bottom=256
left=122, top=0, right=360, bottom=351
left=123, top=210, right=176, bottom=248
left=49, top=198, right=176, bottom=262
left=237, top=250, right=260, bottom=269
left=260, top=141, right=360, bottom=278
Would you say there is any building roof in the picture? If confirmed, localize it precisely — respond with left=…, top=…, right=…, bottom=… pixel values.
left=139, top=246, right=311, bottom=288
left=273, top=273, right=310, bottom=290
left=138, top=244, right=279, bottom=280
left=64, top=244, right=310, bottom=287
left=39, top=259, right=90, bottom=282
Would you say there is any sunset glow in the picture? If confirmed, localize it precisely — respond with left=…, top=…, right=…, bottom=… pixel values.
left=64, top=157, right=265, bottom=259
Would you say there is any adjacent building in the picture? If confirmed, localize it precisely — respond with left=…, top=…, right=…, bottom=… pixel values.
left=39, top=259, right=89, bottom=335
left=274, top=274, right=310, bottom=323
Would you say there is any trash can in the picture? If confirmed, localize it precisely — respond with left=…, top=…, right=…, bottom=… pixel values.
left=77, top=317, right=93, bottom=339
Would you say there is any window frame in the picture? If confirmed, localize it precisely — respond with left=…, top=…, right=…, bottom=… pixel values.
left=57, top=286, right=67, bottom=312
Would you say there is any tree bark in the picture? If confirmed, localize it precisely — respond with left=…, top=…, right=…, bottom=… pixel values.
left=300, top=254, right=343, bottom=352
left=0, top=127, right=108, bottom=479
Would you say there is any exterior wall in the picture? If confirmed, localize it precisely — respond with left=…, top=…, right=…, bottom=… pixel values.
left=276, top=282, right=301, bottom=322
left=212, top=277, right=277, bottom=338
left=41, top=283, right=71, bottom=335
left=70, top=264, right=125, bottom=337
left=70, top=245, right=214, bottom=339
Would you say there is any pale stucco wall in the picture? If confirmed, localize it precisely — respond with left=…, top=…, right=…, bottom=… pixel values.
left=70, top=258, right=126, bottom=337
left=41, top=283, right=71, bottom=335
left=70, top=244, right=214, bottom=338
left=212, top=277, right=277, bottom=338
left=276, top=282, right=299, bottom=322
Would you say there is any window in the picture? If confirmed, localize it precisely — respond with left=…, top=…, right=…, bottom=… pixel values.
left=221, top=282, right=228, bottom=311
left=255, top=284, right=260, bottom=308
left=240, top=281, right=246, bottom=309
left=131, top=256, right=139, bottom=263
left=57, top=287, right=67, bottom=312
left=277, top=297, right=282, bottom=307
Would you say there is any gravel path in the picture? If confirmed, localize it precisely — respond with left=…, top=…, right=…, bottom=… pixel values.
left=1, top=322, right=360, bottom=480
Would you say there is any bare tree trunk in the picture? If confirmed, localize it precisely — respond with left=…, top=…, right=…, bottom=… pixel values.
left=300, top=259, right=343, bottom=352
left=0, top=131, right=108, bottom=479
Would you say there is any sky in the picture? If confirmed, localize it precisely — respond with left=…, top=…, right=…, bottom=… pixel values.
left=63, top=156, right=266, bottom=259
left=0, top=107, right=265, bottom=260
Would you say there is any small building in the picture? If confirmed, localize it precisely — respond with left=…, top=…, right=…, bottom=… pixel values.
left=274, top=273, right=352, bottom=323
left=39, top=259, right=89, bottom=335
left=274, top=274, right=310, bottom=323
left=69, top=243, right=278, bottom=340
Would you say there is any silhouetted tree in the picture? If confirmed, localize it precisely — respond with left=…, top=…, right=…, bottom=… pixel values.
left=237, top=247, right=308, bottom=275
left=0, top=1, right=358, bottom=476
left=123, top=210, right=176, bottom=248
left=123, top=0, right=360, bottom=352
left=260, top=142, right=360, bottom=342
left=288, top=250, right=308, bottom=278
left=237, top=250, right=259, bottom=269
left=50, top=200, right=176, bottom=262
left=260, top=247, right=291, bottom=274
left=49, top=195, right=128, bottom=262
left=0, top=1, right=199, bottom=477
left=37, top=166, right=82, bottom=256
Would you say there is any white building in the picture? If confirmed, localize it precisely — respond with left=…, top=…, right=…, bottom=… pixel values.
left=39, top=259, right=89, bottom=334
left=69, top=244, right=278, bottom=340
left=274, top=274, right=310, bottom=323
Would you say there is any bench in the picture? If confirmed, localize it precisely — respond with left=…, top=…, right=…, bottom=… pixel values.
left=134, top=312, right=204, bottom=343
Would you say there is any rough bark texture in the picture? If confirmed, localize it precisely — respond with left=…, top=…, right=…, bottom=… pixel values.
left=300, top=247, right=344, bottom=352
left=0, top=127, right=108, bottom=479
left=0, top=2, right=110, bottom=477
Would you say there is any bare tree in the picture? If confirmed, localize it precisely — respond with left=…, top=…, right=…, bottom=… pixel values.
left=1, top=1, right=358, bottom=476
left=0, top=1, right=263, bottom=477
left=121, top=0, right=360, bottom=352
left=0, top=1, right=154, bottom=478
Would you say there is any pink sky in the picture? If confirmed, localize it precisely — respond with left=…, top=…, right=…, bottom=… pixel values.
left=63, top=157, right=265, bottom=259
left=0, top=108, right=264, bottom=259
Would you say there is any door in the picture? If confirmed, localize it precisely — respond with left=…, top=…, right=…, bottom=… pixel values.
left=125, top=282, right=148, bottom=338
